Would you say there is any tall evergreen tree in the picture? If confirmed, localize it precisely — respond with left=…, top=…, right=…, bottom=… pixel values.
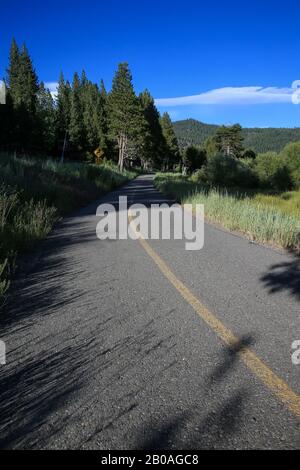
left=98, top=80, right=109, bottom=154
left=55, top=72, right=71, bottom=150
left=69, top=72, right=85, bottom=154
left=214, top=124, right=244, bottom=157
left=18, top=44, right=39, bottom=115
left=7, top=39, right=39, bottom=150
left=83, top=82, right=100, bottom=150
left=108, top=63, right=141, bottom=171
left=160, top=112, right=180, bottom=170
left=139, top=89, right=165, bottom=169
left=80, top=72, right=106, bottom=155
left=6, top=39, right=21, bottom=106
left=80, top=69, right=88, bottom=89
left=36, top=82, right=56, bottom=153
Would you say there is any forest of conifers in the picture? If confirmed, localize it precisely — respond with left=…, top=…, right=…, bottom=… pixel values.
left=173, top=119, right=300, bottom=153
left=2, top=39, right=300, bottom=171
left=0, top=39, right=180, bottom=171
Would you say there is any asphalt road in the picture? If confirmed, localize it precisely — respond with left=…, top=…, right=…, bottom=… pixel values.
left=0, top=174, right=299, bottom=449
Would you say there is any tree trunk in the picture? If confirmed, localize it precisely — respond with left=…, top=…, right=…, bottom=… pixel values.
left=118, top=133, right=127, bottom=172
left=118, top=136, right=122, bottom=170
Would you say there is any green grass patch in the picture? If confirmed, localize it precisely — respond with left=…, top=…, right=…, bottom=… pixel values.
left=154, top=173, right=300, bottom=252
left=252, top=190, right=300, bottom=217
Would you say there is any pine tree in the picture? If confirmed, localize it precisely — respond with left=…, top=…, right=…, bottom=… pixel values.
left=80, top=69, right=88, bottom=89
left=214, top=124, right=244, bottom=157
left=55, top=72, right=71, bottom=149
left=80, top=73, right=103, bottom=154
left=36, top=82, right=56, bottom=152
left=139, top=89, right=165, bottom=169
left=84, top=83, right=101, bottom=150
left=6, top=39, right=21, bottom=106
left=7, top=39, right=39, bottom=151
left=108, top=63, right=141, bottom=171
left=98, top=80, right=109, bottom=154
left=18, top=44, right=39, bottom=115
left=69, top=72, right=85, bottom=154
left=160, top=112, right=180, bottom=170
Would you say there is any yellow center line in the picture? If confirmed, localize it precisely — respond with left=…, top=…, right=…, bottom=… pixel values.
left=128, top=211, right=300, bottom=418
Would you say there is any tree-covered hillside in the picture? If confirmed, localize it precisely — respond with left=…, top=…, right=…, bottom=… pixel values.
left=173, top=119, right=300, bottom=153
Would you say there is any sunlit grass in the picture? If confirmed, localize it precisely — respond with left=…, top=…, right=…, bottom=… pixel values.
left=155, top=173, right=300, bottom=252
left=252, top=191, right=300, bottom=217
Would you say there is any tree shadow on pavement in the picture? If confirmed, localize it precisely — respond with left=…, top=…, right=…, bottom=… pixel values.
left=260, top=259, right=300, bottom=301
left=136, top=334, right=255, bottom=450
left=2, top=175, right=171, bottom=332
left=137, top=389, right=247, bottom=450
left=208, top=335, right=255, bottom=385
left=0, top=219, right=97, bottom=333
left=0, top=342, right=90, bottom=449
left=0, top=307, right=178, bottom=448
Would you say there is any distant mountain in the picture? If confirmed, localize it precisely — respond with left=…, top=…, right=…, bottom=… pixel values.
left=173, top=119, right=300, bottom=154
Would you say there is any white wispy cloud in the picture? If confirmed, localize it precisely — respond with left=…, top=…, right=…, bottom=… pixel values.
left=45, top=81, right=58, bottom=99
left=155, top=86, right=293, bottom=107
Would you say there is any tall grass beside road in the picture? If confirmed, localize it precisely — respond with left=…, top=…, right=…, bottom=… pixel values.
left=0, top=153, right=137, bottom=302
left=154, top=173, right=300, bottom=252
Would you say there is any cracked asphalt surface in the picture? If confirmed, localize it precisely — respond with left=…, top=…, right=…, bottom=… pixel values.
left=0, top=174, right=299, bottom=449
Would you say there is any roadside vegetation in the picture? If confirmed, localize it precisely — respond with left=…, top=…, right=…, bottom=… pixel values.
left=0, top=153, right=136, bottom=302
left=0, top=39, right=181, bottom=304
left=155, top=173, right=300, bottom=251
left=155, top=126, right=300, bottom=252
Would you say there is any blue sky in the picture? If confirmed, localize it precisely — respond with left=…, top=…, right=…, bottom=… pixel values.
left=1, top=0, right=300, bottom=127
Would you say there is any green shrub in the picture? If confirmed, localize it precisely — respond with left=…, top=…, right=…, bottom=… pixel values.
left=281, top=141, right=300, bottom=187
left=11, top=200, right=57, bottom=251
left=155, top=173, right=201, bottom=200
left=190, top=168, right=207, bottom=184
left=255, top=152, right=292, bottom=190
left=206, top=154, right=257, bottom=188
left=241, top=149, right=256, bottom=159
left=182, top=146, right=206, bottom=174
